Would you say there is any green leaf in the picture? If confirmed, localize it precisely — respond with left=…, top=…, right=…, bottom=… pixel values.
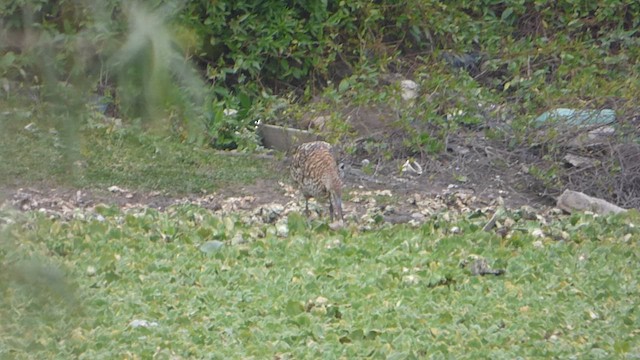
left=0, top=52, right=16, bottom=67
left=501, top=7, right=513, bottom=21
left=199, top=240, right=224, bottom=254
left=285, top=300, right=304, bottom=316
left=338, top=79, right=350, bottom=93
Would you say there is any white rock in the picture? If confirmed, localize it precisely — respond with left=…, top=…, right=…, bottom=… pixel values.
left=403, top=274, right=419, bottom=285
left=531, top=228, right=545, bottom=238
left=411, top=212, right=425, bottom=221
left=400, top=80, right=419, bottom=101
left=108, top=185, right=125, bottom=193
left=129, top=319, right=158, bottom=328
left=375, top=190, right=393, bottom=197
left=314, top=296, right=329, bottom=306
left=503, top=217, right=516, bottom=228
left=276, top=221, right=289, bottom=237
left=86, top=266, right=97, bottom=276
left=557, top=189, right=626, bottom=215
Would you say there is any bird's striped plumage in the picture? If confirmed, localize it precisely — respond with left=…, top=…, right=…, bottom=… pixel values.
left=290, top=141, right=344, bottom=221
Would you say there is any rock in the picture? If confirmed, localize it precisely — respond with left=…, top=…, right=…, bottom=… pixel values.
left=375, top=190, right=393, bottom=197
left=503, top=217, right=516, bottom=228
left=305, top=296, right=331, bottom=314
left=448, top=144, right=470, bottom=155
left=383, top=214, right=413, bottom=224
left=400, top=80, right=419, bottom=101
left=221, top=196, right=256, bottom=212
left=257, top=124, right=321, bottom=151
left=567, top=126, right=616, bottom=148
left=381, top=205, right=396, bottom=215
left=223, top=108, right=238, bottom=116
left=275, top=221, right=289, bottom=237
left=557, top=189, right=626, bottom=215
left=531, top=228, right=545, bottom=238
left=86, top=266, right=97, bottom=276
left=258, top=203, right=284, bottom=223
left=518, top=205, right=538, bottom=220
left=564, top=154, right=599, bottom=168
left=411, top=212, right=426, bottom=221
left=108, top=185, right=125, bottom=193
left=129, top=319, right=159, bottom=328
left=314, top=296, right=329, bottom=306
left=464, top=257, right=505, bottom=276
left=231, top=233, right=246, bottom=245
left=309, top=116, right=328, bottom=130
left=402, top=274, right=419, bottom=285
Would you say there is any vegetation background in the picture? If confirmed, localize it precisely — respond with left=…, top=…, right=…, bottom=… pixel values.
left=2, top=0, right=639, bottom=204
left=1, top=1, right=640, bottom=358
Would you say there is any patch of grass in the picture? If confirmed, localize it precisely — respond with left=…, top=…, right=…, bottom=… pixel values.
left=0, top=101, right=276, bottom=194
left=1, top=207, right=639, bottom=358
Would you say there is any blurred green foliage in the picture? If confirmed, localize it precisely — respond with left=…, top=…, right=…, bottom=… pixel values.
left=1, top=0, right=639, bottom=149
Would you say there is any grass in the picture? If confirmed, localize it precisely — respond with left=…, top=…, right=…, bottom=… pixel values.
left=1, top=206, right=639, bottom=359
left=0, top=100, right=275, bottom=195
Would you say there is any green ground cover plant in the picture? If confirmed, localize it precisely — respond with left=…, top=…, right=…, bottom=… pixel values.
left=1, top=207, right=638, bottom=358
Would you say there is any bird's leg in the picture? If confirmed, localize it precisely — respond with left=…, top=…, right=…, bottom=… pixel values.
left=304, top=197, right=310, bottom=216
left=329, top=200, right=334, bottom=221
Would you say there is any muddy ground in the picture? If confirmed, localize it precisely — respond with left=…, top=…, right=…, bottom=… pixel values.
left=0, top=138, right=555, bottom=224
left=1, top=100, right=566, bottom=221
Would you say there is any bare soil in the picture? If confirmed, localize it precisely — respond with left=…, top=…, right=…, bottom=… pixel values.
left=1, top=104, right=559, bottom=220
left=0, top=138, right=552, bottom=222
